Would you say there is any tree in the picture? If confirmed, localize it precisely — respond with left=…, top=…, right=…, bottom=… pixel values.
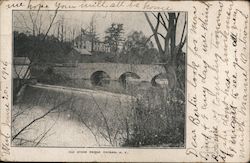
left=144, top=12, right=187, bottom=91
left=76, top=15, right=99, bottom=52
left=105, top=23, right=125, bottom=59
left=88, top=15, right=98, bottom=52
left=13, top=10, right=59, bottom=102
left=12, top=97, right=73, bottom=146
left=120, top=31, right=158, bottom=64
left=57, top=15, right=65, bottom=42
left=144, top=13, right=186, bottom=139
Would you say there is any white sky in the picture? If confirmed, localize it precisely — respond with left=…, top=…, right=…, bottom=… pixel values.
left=14, top=11, right=186, bottom=48
left=64, top=12, right=154, bottom=39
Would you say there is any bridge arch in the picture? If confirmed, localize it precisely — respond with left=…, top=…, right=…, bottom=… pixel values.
left=151, top=73, right=169, bottom=87
left=118, top=72, right=140, bottom=88
left=90, top=71, right=110, bottom=87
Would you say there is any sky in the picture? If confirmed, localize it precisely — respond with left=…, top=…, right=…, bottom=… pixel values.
left=13, top=11, right=186, bottom=48
left=63, top=11, right=154, bottom=39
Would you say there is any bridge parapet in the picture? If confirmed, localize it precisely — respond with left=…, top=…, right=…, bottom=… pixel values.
left=54, top=62, right=166, bottom=82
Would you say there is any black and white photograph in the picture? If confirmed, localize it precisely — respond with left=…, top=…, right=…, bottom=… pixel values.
left=12, top=10, right=187, bottom=148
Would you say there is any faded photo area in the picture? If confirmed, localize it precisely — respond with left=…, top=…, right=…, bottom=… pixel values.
left=12, top=10, right=187, bottom=148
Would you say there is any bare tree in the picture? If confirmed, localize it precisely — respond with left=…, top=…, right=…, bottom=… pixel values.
left=88, top=15, right=98, bottom=52
left=12, top=93, right=73, bottom=146
left=79, top=15, right=98, bottom=52
left=70, top=26, right=77, bottom=45
left=139, top=13, right=186, bottom=146
left=13, top=10, right=59, bottom=102
left=145, top=12, right=187, bottom=90
left=56, top=15, right=66, bottom=42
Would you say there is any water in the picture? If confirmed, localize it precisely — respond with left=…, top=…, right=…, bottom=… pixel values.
left=55, top=78, right=156, bottom=96
left=12, top=79, right=176, bottom=147
left=12, top=85, right=135, bottom=147
left=12, top=105, right=113, bottom=147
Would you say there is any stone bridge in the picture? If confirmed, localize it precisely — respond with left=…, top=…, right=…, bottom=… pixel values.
left=54, top=63, right=166, bottom=86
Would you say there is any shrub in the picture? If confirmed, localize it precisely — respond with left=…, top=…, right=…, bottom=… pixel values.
left=123, top=88, right=185, bottom=147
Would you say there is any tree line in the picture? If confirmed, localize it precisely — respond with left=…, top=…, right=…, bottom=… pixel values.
left=14, top=29, right=159, bottom=64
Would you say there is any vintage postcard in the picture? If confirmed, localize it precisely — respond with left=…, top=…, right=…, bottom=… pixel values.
left=0, top=0, right=249, bottom=162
